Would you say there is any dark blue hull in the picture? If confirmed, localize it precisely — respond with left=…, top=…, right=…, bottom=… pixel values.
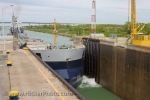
left=45, top=59, right=83, bottom=88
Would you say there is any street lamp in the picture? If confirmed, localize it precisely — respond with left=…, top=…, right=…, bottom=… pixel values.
left=1, top=7, right=5, bottom=51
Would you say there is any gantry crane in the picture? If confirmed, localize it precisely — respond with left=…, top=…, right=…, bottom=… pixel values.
left=130, top=0, right=150, bottom=46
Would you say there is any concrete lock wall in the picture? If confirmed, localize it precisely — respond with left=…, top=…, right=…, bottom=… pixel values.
left=82, top=38, right=150, bottom=100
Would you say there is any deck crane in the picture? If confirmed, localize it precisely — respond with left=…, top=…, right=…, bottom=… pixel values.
left=130, top=0, right=150, bottom=46
left=53, top=19, right=58, bottom=47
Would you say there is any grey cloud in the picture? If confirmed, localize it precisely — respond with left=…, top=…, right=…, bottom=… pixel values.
left=0, top=0, right=150, bottom=24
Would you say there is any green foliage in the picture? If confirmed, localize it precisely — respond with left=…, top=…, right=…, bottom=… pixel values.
left=142, top=23, right=150, bottom=34
left=25, top=23, right=150, bottom=37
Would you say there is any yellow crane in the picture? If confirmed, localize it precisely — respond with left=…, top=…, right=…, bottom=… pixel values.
left=53, top=19, right=58, bottom=47
left=130, top=0, right=150, bottom=46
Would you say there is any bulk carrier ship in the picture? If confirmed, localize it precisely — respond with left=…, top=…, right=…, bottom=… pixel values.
left=28, top=20, right=85, bottom=87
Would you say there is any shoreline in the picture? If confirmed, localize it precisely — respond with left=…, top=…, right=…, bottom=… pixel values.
left=26, top=29, right=74, bottom=38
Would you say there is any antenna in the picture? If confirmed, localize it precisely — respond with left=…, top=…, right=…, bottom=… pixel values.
left=91, top=0, right=96, bottom=34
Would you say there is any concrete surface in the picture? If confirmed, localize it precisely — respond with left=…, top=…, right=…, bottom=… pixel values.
left=0, top=41, right=79, bottom=100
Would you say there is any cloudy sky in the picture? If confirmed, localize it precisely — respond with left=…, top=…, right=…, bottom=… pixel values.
left=0, top=0, right=150, bottom=24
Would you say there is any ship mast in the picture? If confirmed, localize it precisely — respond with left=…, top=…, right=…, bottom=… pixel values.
left=53, top=19, right=58, bottom=47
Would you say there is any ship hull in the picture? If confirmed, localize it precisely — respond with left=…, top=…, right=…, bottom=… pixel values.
left=32, top=47, right=84, bottom=88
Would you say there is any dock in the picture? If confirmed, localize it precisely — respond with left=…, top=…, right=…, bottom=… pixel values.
left=0, top=40, right=82, bottom=100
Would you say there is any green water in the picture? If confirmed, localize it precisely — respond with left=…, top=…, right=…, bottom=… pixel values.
left=77, top=87, right=121, bottom=100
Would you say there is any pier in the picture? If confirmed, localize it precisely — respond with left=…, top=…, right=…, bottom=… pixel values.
left=83, top=38, right=150, bottom=100
left=0, top=40, right=83, bottom=100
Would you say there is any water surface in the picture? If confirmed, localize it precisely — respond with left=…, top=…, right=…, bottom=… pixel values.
left=26, top=30, right=72, bottom=46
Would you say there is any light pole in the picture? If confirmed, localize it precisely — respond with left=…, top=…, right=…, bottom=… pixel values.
left=1, top=7, right=5, bottom=51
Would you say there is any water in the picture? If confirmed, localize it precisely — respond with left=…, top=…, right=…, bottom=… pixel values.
left=79, top=76, right=101, bottom=88
left=77, top=76, right=121, bottom=100
left=0, top=26, right=10, bottom=36
left=77, top=87, right=121, bottom=100
left=26, top=30, right=72, bottom=46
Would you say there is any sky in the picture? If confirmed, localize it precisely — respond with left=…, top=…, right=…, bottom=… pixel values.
left=0, top=0, right=150, bottom=24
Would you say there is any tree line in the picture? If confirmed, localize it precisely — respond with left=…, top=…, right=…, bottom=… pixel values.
left=25, top=23, right=150, bottom=37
